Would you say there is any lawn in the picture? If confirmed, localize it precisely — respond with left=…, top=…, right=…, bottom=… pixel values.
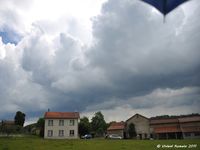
left=0, top=136, right=199, bottom=150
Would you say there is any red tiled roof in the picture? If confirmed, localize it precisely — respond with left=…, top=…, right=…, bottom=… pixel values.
left=126, top=113, right=149, bottom=122
left=2, top=120, right=15, bottom=125
left=181, top=126, right=200, bottom=132
left=154, top=126, right=181, bottom=133
left=107, top=122, right=125, bottom=131
left=44, top=112, right=80, bottom=119
left=150, top=118, right=179, bottom=125
left=178, top=116, right=200, bottom=123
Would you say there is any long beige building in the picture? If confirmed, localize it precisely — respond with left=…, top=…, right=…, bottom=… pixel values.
left=150, top=115, right=200, bottom=139
left=44, top=112, right=79, bottom=139
left=179, top=116, right=200, bottom=139
left=107, top=113, right=200, bottom=139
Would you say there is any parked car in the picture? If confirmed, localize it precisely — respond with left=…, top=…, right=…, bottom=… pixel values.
left=81, top=134, right=92, bottom=139
left=108, top=134, right=122, bottom=139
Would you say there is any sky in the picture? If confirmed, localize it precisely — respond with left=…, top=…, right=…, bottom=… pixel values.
left=0, top=0, right=200, bottom=125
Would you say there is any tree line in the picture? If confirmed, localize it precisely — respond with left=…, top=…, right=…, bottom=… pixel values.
left=79, top=111, right=107, bottom=137
left=79, top=112, right=137, bottom=139
left=0, top=110, right=136, bottom=138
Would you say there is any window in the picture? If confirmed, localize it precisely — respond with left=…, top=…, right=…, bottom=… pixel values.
left=69, top=120, right=75, bottom=126
left=48, top=130, right=53, bottom=137
left=48, top=120, right=53, bottom=126
left=59, top=120, right=64, bottom=126
left=59, top=130, right=64, bottom=137
left=70, top=130, right=74, bottom=136
left=194, top=132, right=200, bottom=136
left=185, top=133, right=191, bottom=137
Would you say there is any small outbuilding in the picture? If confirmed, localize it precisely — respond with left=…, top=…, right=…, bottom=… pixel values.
left=107, top=121, right=125, bottom=138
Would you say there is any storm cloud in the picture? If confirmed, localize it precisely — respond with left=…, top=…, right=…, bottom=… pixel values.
left=0, top=0, right=200, bottom=124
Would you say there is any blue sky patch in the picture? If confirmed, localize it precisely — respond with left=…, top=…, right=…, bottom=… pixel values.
left=0, top=28, right=21, bottom=45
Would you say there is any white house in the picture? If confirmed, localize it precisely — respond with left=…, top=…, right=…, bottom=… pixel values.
left=44, top=112, right=79, bottom=139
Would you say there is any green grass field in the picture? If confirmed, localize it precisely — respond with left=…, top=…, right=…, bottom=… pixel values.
left=0, top=136, right=199, bottom=150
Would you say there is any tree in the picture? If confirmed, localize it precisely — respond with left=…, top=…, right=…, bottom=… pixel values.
left=91, top=111, right=106, bottom=137
left=128, top=123, right=136, bottom=138
left=37, top=118, right=45, bottom=137
left=14, top=111, right=26, bottom=126
left=78, top=116, right=91, bottom=136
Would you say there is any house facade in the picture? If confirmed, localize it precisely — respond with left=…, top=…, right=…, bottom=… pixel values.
left=44, top=112, right=79, bottom=139
left=107, top=122, right=125, bottom=138
left=126, top=114, right=150, bottom=139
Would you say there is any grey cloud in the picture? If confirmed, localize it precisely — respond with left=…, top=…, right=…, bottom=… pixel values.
left=18, top=0, right=200, bottom=113
left=0, top=0, right=32, bottom=38
left=88, top=0, right=200, bottom=93
left=0, top=0, right=200, bottom=122
left=84, top=87, right=200, bottom=112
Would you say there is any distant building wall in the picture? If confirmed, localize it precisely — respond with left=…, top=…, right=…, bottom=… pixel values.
left=179, top=117, right=200, bottom=139
left=126, top=114, right=150, bottom=139
left=107, top=129, right=124, bottom=138
left=150, top=118, right=182, bottom=139
left=150, top=116, right=200, bottom=139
